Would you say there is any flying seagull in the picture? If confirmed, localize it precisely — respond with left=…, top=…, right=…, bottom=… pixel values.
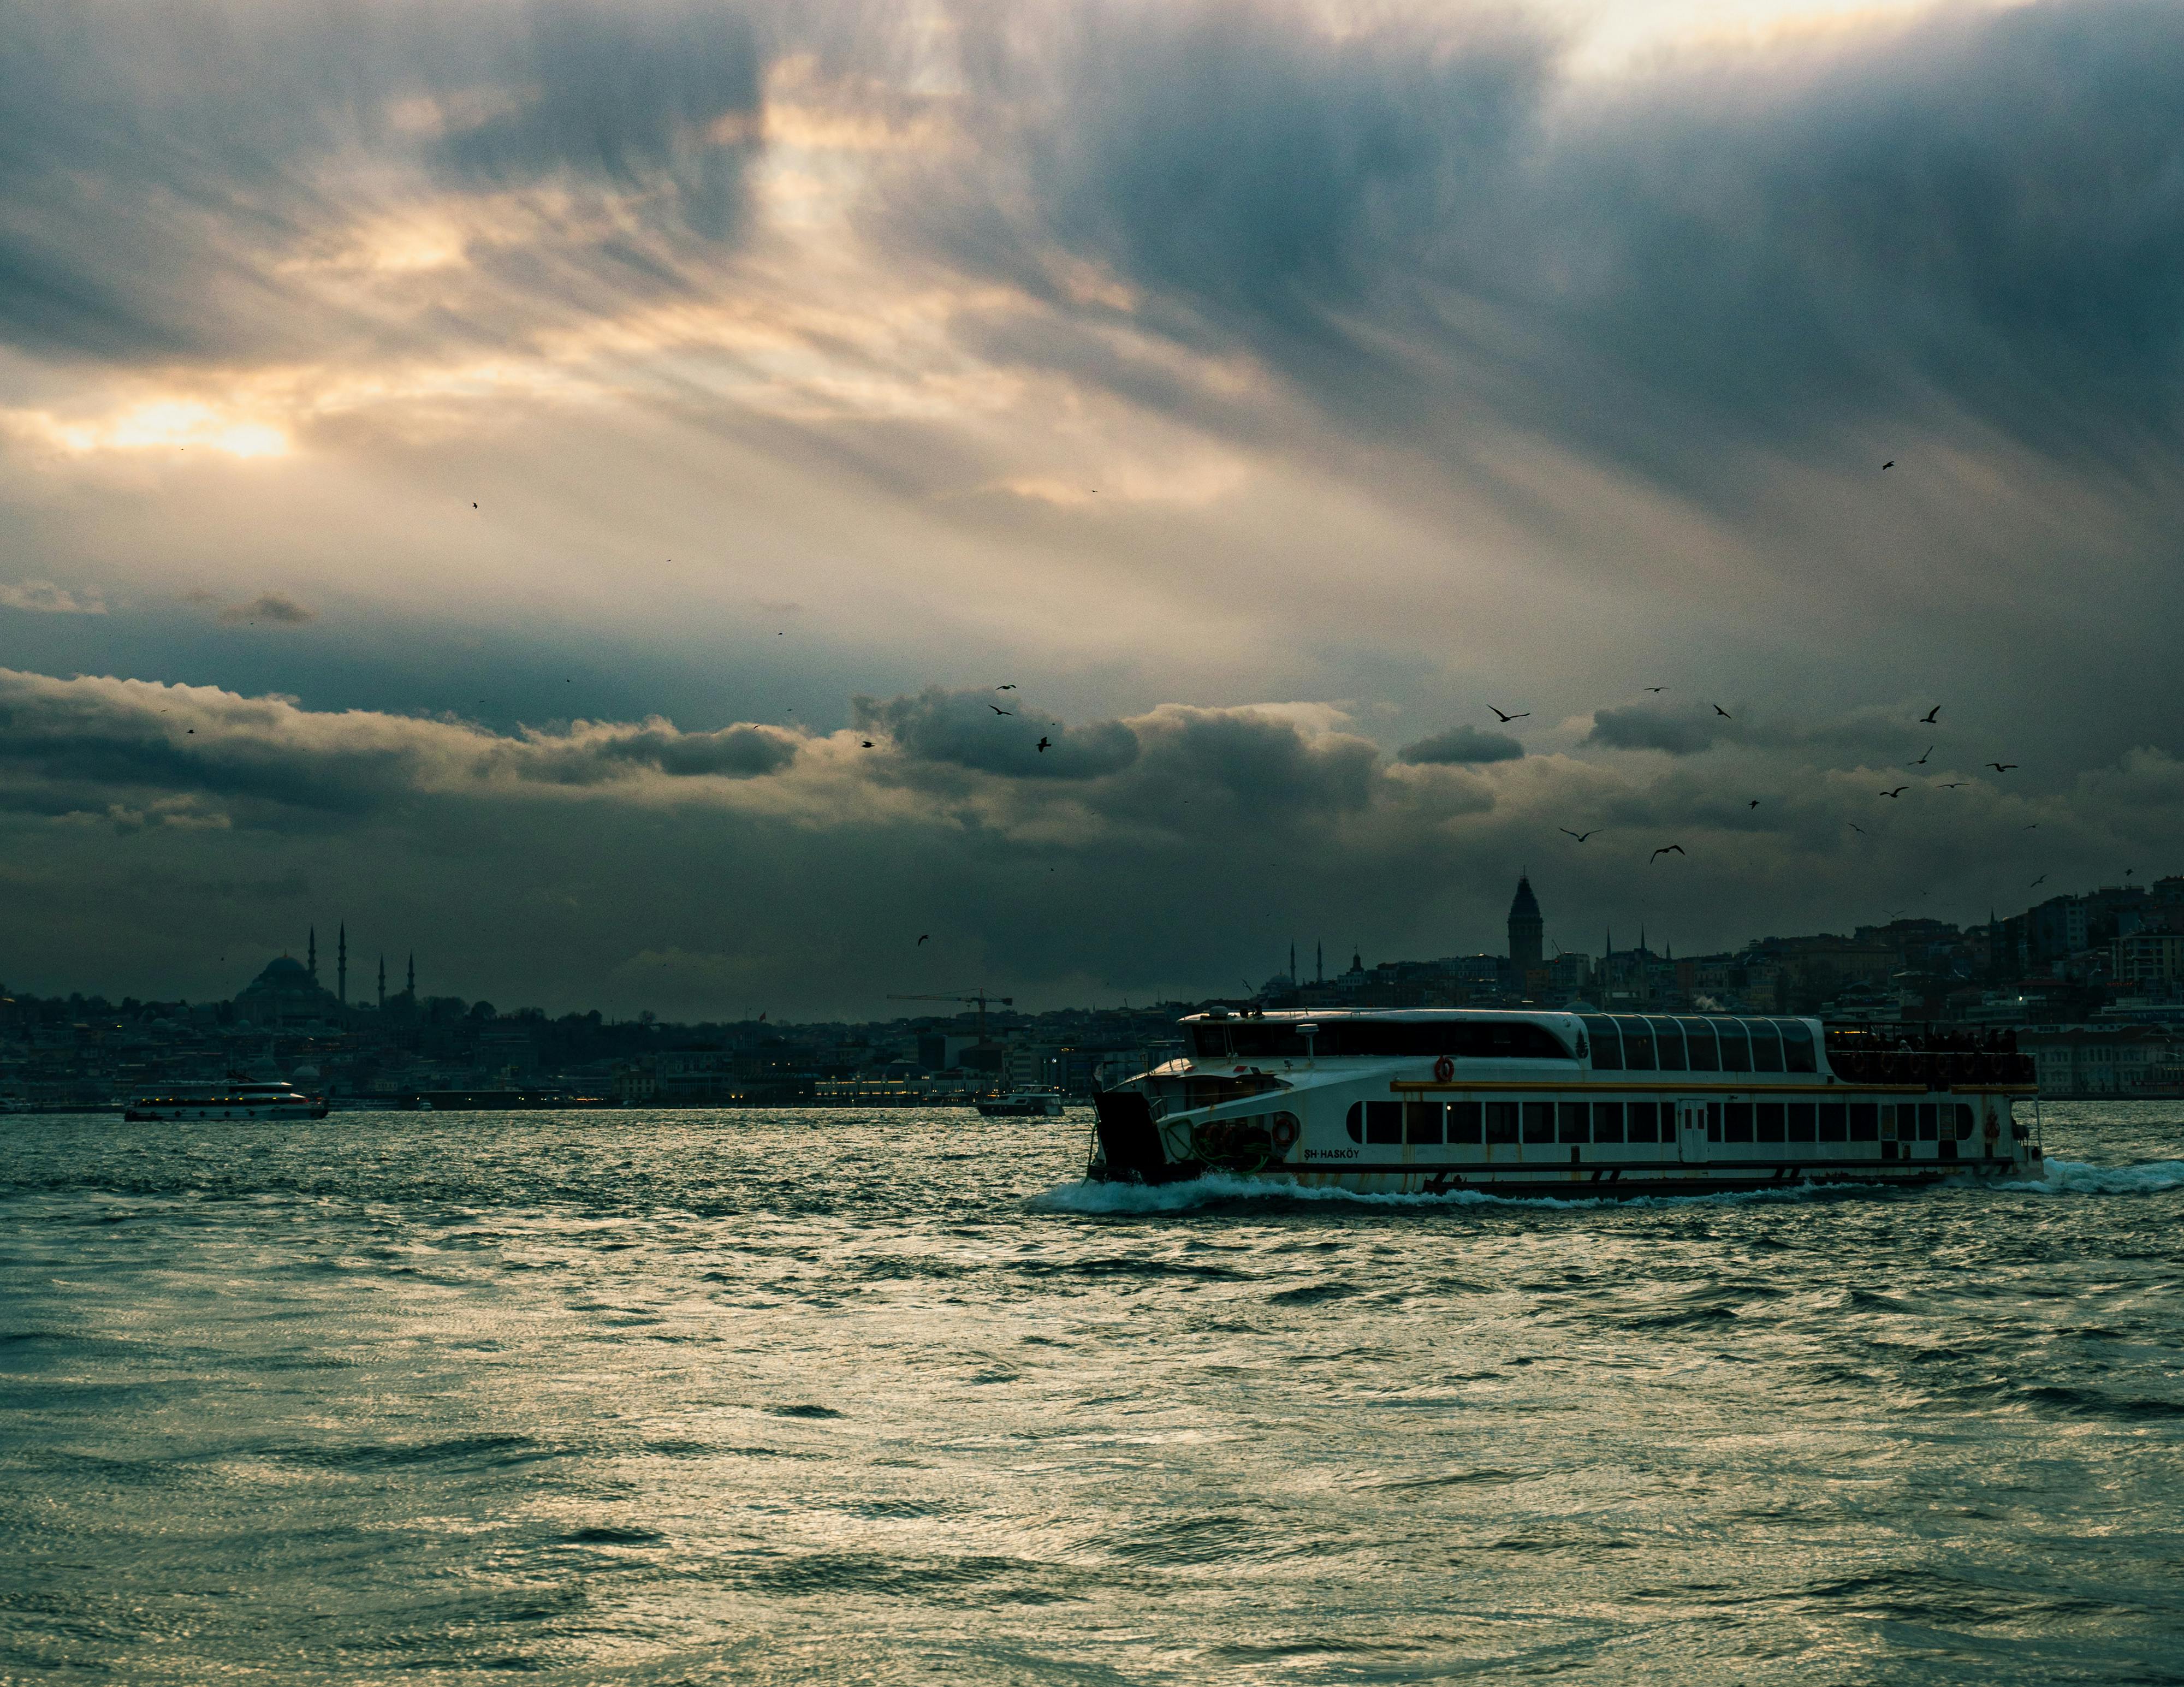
left=861, top=739, right=874, bottom=749
left=1879, top=786, right=1908, bottom=798
left=1747, top=799, right=1759, bottom=809
left=1883, top=461, right=1894, bottom=470
left=996, top=684, right=1016, bottom=690
left=1036, top=736, right=1051, bottom=752
left=1987, top=762, right=2017, bottom=773
left=2023, top=824, right=2038, bottom=830
left=2029, top=875, right=2046, bottom=888
left=916, top=934, right=930, bottom=946
left=1489, top=705, right=1529, bottom=722
left=1559, top=828, right=1599, bottom=842
left=1651, top=845, right=1686, bottom=861
left=1645, top=686, right=1669, bottom=693
left=1910, top=746, right=1932, bottom=765
left=989, top=704, right=1013, bottom=715
left=1847, top=822, right=1868, bottom=834
left=1938, top=781, right=1967, bottom=789
left=1712, top=704, right=1732, bottom=718
left=1921, top=705, right=1940, bottom=723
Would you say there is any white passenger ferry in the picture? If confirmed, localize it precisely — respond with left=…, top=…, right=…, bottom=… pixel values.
left=124, top=1079, right=329, bottom=1122
left=1091, top=1009, right=2039, bottom=1195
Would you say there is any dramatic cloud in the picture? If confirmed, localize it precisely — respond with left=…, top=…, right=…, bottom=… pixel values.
left=3, top=665, right=2177, bottom=1017
left=0, top=580, right=105, bottom=615
left=220, top=593, right=317, bottom=626
left=1, top=1, right=2180, bottom=1010
left=1588, top=706, right=1719, bottom=757
left=1399, top=726, right=1526, bottom=766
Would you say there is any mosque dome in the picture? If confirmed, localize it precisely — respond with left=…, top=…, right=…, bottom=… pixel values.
left=290, top=1063, right=322, bottom=1081
left=234, top=951, right=340, bottom=1024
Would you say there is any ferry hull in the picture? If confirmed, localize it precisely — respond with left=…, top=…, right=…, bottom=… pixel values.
left=1087, top=1156, right=2029, bottom=1199
left=123, top=1103, right=328, bottom=1121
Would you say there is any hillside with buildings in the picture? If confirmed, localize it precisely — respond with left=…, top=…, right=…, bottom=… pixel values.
left=5, top=872, right=2182, bottom=1108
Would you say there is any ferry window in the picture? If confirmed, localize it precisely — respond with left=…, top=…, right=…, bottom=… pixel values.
left=1777, top=1020, right=1818, bottom=1074
left=1678, top=1018, right=1720, bottom=1071
left=1849, top=1103, right=1879, bottom=1141
left=1788, top=1102, right=1817, bottom=1142
left=1954, top=1103, right=1975, bottom=1139
left=1191, top=1025, right=1229, bottom=1057
left=1706, top=1102, right=1721, bottom=1142
left=1558, top=1102, right=1589, bottom=1143
left=1581, top=1015, right=1622, bottom=1070
left=1756, top=1102, right=1785, bottom=1143
left=1309, top=1020, right=1575, bottom=1060
left=1625, top=1101, right=1661, bottom=1143
left=1748, top=1020, right=1784, bottom=1073
left=1648, top=1016, right=1687, bottom=1071
left=1405, top=1103, right=1443, bottom=1145
left=1818, top=1102, right=1848, bottom=1141
left=1345, top=1102, right=1363, bottom=1143
left=1226, top=1023, right=1309, bottom=1059
left=1522, top=1102, right=1556, bottom=1143
left=1591, top=1102, right=1625, bottom=1142
left=1366, top=1102, right=1404, bottom=1144
left=1615, top=1017, right=1657, bottom=1070
left=1917, top=1102, right=1939, bottom=1140
left=1724, top=1102, right=1754, bottom=1143
left=1716, top=1019, right=1752, bottom=1072
left=1447, top=1102, right=1483, bottom=1144
left=1485, top=1102, right=1520, bottom=1144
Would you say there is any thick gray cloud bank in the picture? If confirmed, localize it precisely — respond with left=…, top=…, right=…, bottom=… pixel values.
left=1398, top=726, right=1525, bottom=766
left=4, top=667, right=2181, bottom=1017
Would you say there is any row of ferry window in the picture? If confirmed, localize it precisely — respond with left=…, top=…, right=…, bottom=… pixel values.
left=1578, top=1015, right=1818, bottom=1074
left=1344, top=1099, right=1977, bottom=1145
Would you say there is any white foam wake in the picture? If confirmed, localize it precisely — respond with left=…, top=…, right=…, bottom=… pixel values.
left=2001, top=1158, right=2184, bottom=1195
left=1030, top=1172, right=1832, bottom=1215
left=1034, top=1159, right=2184, bottom=1214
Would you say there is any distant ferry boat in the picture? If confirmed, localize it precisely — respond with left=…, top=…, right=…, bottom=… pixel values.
left=976, top=1090, right=1067, bottom=1118
left=124, top=1080, right=328, bottom=1122
left=1091, top=1009, right=2040, bottom=1195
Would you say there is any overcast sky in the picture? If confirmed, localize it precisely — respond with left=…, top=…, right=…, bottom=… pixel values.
left=3, top=0, right=2179, bottom=1018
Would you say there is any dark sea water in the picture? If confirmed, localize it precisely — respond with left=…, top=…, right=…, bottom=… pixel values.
left=3, top=1105, right=2182, bottom=1685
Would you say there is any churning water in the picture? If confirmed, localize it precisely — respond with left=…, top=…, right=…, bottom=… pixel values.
left=3, top=1106, right=2181, bottom=1684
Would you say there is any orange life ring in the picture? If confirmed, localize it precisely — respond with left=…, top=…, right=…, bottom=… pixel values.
left=1432, top=1055, right=1455, bottom=1083
left=1271, top=1112, right=1299, bottom=1150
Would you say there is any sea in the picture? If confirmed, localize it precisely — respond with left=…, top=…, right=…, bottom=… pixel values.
left=2, top=1104, right=2181, bottom=1685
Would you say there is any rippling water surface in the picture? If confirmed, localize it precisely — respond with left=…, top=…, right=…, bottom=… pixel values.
left=3, top=1105, right=2182, bottom=1684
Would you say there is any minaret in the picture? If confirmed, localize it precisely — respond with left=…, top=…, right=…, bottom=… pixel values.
left=1289, top=941, right=1296, bottom=982
left=336, top=922, right=347, bottom=1006
left=1506, top=872, right=1544, bottom=971
left=407, top=953, right=415, bottom=997
left=1316, top=942, right=1323, bottom=985
left=377, top=956, right=386, bottom=1012
left=308, top=926, right=318, bottom=980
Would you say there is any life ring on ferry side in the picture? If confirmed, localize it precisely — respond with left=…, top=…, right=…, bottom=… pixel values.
left=1432, top=1055, right=1455, bottom=1083
left=1270, top=1112, right=1300, bottom=1151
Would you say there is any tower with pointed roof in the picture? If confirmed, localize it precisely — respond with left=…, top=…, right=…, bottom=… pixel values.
left=336, top=922, right=347, bottom=1007
left=1508, top=873, right=1544, bottom=971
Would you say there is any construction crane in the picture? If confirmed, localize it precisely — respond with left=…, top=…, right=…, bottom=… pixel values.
left=887, top=991, right=1013, bottom=1047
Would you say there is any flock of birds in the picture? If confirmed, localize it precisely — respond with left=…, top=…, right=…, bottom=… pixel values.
left=1532, top=693, right=2059, bottom=889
